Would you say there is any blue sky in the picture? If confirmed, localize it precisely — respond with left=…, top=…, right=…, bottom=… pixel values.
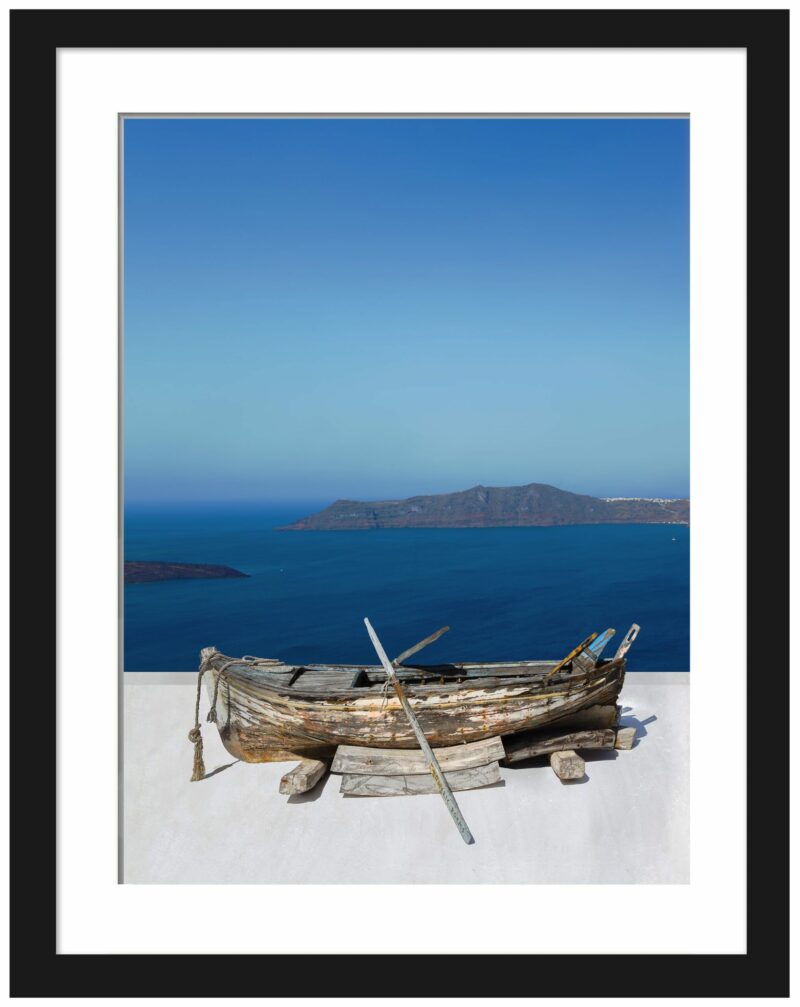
left=124, top=117, right=689, bottom=504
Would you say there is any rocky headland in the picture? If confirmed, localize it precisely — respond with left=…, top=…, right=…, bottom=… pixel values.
left=281, top=483, right=689, bottom=531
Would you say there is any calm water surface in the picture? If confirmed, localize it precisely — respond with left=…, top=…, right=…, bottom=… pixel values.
left=124, top=505, right=689, bottom=672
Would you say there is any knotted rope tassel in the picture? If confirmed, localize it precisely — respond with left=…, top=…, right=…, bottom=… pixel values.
left=189, top=662, right=210, bottom=782
left=189, top=654, right=239, bottom=781
left=188, top=726, right=205, bottom=782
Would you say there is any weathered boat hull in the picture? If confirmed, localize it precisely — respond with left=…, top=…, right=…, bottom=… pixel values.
left=201, top=651, right=626, bottom=763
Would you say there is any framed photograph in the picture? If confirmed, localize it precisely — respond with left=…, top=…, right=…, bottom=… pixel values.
left=13, top=7, right=787, bottom=998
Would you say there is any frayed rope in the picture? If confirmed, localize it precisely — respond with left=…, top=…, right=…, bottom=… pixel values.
left=189, top=652, right=238, bottom=781
left=188, top=726, right=205, bottom=782
left=188, top=658, right=210, bottom=782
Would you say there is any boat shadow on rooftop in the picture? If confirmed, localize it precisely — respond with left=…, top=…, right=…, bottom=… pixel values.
left=200, top=760, right=239, bottom=780
left=618, top=710, right=658, bottom=748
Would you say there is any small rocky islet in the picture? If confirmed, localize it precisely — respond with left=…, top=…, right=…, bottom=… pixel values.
left=124, top=561, right=249, bottom=584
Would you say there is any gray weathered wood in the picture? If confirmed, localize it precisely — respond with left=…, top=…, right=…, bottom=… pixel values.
left=340, top=762, right=501, bottom=797
left=200, top=642, right=626, bottom=764
left=550, top=750, right=585, bottom=780
left=613, top=623, right=640, bottom=661
left=502, top=728, right=615, bottom=765
left=278, top=759, right=330, bottom=795
left=365, top=618, right=474, bottom=844
left=331, top=736, right=504, bottom=776
left=614, top=726, right=637, bottom=750
left=393, top=626, right=449, bottom=666
left=544, top=631, right=599, bottom=678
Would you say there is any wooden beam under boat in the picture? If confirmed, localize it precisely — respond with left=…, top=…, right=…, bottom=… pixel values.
left=339, top=762, right=502, bottom=797
left=332, top=736, right=505, bottom=776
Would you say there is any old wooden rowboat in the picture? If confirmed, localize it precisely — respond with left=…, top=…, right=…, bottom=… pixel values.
left=190, top=624, right=640, bottom=764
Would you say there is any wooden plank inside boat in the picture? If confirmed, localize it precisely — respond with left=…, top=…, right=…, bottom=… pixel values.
left=339, top=762, right=501, bottom=797
left=331, top=736, right=504, bottom=776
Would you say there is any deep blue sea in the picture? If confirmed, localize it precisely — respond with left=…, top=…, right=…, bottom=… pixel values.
left=124, top=505, right=689, bottom=672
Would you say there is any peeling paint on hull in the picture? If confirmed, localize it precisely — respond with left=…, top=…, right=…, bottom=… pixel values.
left=202, top=652, right=627, bottom=763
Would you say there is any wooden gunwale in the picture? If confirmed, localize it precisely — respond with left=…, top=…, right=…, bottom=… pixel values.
left=212, top=658, right=621, bottom=699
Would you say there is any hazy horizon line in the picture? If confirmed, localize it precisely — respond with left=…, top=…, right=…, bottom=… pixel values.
left=125, top=481, right=690, bottom=510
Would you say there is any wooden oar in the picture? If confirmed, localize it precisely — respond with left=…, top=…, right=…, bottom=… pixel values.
left=613, top=623, right=641, bottom=661
left=544, top=631, right=599, bottom=679
left=393, top=625, right=449, bottom=666
left=364, top=618, right=475, bottom=846
left=571, top=627, right=616, bottom=672
left=587, top=627, right=616, bottom=659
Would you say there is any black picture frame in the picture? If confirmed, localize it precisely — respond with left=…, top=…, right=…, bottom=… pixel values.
left=11, top=8, right=788, bottom=998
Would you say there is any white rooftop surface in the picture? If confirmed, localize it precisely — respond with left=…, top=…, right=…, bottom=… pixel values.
left=122, top=671, right=688, bottom=885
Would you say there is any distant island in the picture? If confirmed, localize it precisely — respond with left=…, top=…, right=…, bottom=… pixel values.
left=125, top=561, right=249, bottom=584
left=281, top=483, right=690, bottom=531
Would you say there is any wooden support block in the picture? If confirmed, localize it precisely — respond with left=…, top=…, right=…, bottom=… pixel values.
left=503, top=728, right=615, bottom=765
left=550, top=750, right=585, bottom=781
left=279, top=759, right=330, bottom=795
left=614, top=726, right=637, bottom=750
left=331, top=736, right=504, bottom=776
left=339, top=762, right=501, bottom=797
